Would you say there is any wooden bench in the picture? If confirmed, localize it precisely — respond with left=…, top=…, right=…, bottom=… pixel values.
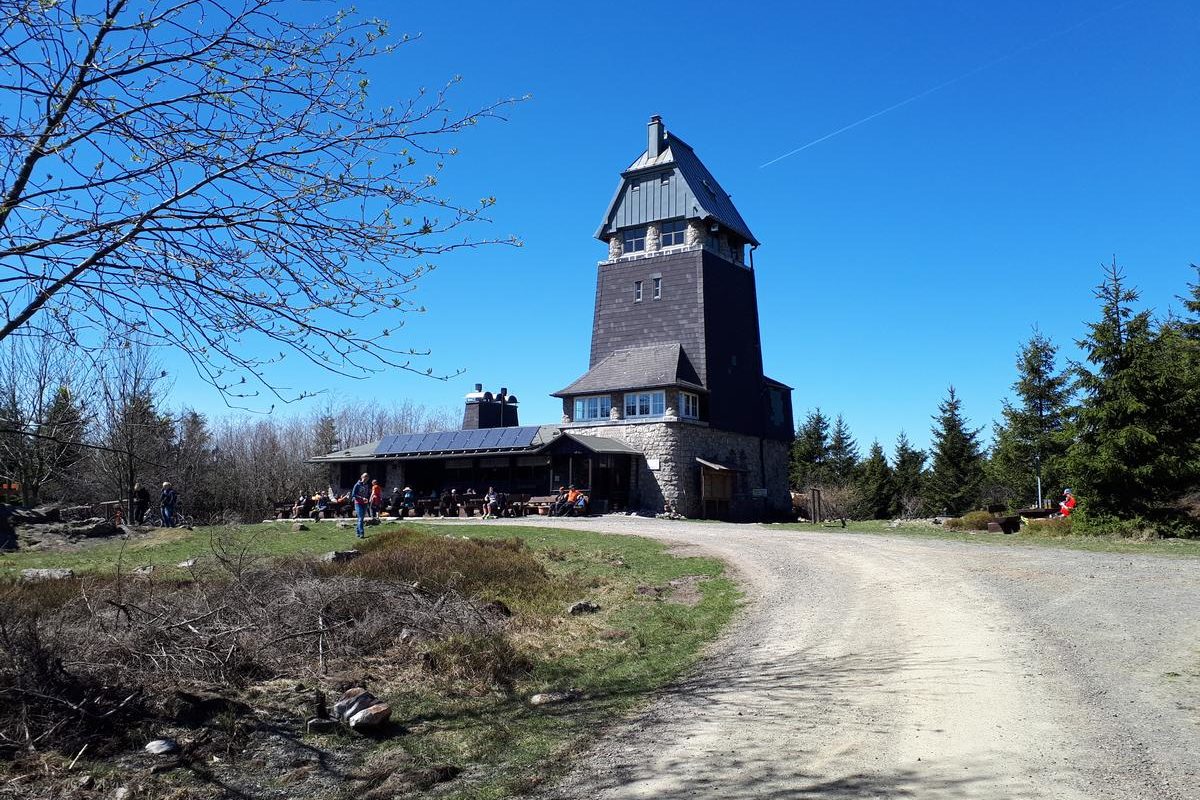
left=526, top=495, right=558, bottom=515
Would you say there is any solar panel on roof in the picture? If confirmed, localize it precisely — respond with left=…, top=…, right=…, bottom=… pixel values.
left=373, top=425, right=544, bottom=456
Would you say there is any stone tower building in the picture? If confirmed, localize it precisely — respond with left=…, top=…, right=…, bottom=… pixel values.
left=555, top=116, right=793, bottom=520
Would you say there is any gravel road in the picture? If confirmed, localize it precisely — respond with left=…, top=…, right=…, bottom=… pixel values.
left=506, top=516, right=1200, bottom=799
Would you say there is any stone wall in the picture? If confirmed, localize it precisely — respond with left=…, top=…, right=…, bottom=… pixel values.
left=568, top=419, right=792, bottom=520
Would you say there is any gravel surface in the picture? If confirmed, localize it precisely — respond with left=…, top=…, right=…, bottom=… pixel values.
left=478, top=516, right=1200, bottom=799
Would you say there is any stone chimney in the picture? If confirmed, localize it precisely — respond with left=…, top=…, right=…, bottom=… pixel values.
left=647, top=115, right=663, bottom=159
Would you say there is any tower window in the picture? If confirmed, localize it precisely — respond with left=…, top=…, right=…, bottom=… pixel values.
left=623, top=228, right=646, bottom=253
left=680, top=391, right=699, bottom=419
left=574, top=395, right=612, bottom=422
left=652, top=277, right=662, bottom=300
left=624, top=391, right=665, bottom=419
left=634, top=280, right=643, bottom=302
left=661, top=220, right=686, bottom=247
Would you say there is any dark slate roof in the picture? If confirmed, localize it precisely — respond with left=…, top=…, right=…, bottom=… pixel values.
left=309, top=440, right=383, bottom=463
left=562, top=433, right=642, bottom=455
left=553, top=344, right=704, bottom=397
left=595, top=128, right=758, bottom=246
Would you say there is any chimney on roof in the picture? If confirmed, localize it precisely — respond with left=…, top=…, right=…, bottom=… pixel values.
left=462, top=383, right=520, bottom=430
left=647, top=115, right=663, bottom=159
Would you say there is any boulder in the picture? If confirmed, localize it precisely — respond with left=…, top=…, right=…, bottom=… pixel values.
left=20, top=568, right=75, bottom=582
left=336, top=521, right=353, bottom=530
left=291, top=522, right=308, bottom=532
left=144, top=738, right=180, bottom=756
left=567, top=600, right=600, bottom=616
left=322, top=549, right=361, bottom=563
left=177, top=558, right=197, bottom=569
left=333, top=687, right=377, bottom=722
left=132, top=565, right=154, bottom=577
left=348, top=702, right=391, bottom=729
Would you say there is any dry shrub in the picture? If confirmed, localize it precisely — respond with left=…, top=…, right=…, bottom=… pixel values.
left=421, top=633, right=531, bottom=693
left=944, top=510, right=994, bottom=531
left=351, top=527, right=550, bottom=600
left=1025, top=516, right=1073, bottom=536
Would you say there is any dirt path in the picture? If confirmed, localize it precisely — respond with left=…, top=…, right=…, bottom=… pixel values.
left=501, top=517, right=1200, bottom=799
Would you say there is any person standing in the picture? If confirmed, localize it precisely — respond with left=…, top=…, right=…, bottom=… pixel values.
left=160, top=482, right=178, bottom=527
left=133, top=482, right=150, bottom=525
left=1059, top=488, right=1077, bottom=518
left=351, top=473, right=371, bottom=538
left=370, top=479, right=383, bottom=519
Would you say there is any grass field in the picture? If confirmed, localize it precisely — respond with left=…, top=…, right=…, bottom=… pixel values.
left=0, top=520, right=738, bottom=799
left=766, top=519, right=1200, bottom=558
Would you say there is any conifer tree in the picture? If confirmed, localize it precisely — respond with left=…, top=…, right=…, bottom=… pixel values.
left=1070, top=261, right=1199, bottom=530
left=855, top=440, right=895, bottom=520
left=892, top=431, right=927, bottom=517
left=989, top=330, right=1072, bottom=507
left=828, top=415, right=861, bottom=484
left=790, top=408, right=830, bottom=488
left=924, top=386, right=985, bottom=515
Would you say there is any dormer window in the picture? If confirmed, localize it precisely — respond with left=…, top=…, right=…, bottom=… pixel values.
left=623, top=228, right=646, bottom=253
left=660, top=220, right=686, bottom=247
left=574, top=395, right=612, bottom=422
left=625, top=391, right=665, bottom=419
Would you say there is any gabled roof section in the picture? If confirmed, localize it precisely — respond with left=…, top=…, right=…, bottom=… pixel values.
left=553, top=343, right=704, bottom=397
left=595, top=119, right=758, bottom=246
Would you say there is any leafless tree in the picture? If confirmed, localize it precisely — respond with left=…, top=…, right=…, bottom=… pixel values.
left=0, top=0, right=520, bottom=405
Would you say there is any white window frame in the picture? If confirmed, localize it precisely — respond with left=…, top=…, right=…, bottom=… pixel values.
left=680, top=391, right=699, bottom=419
left=660, top=220, right=686, bottom=247
left=624, top=390, right=665, bottom=419
left=634, top=280, right=643, bottom=302
left=652, top=276, right=662, bottom=300
left=623, top=228, right=646, bottom=253
left=573, top=395, right=612, bottom=422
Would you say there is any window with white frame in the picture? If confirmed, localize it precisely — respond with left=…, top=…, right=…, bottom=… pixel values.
left=680, top=391, right=699, bottom=419
left=660, top=220, right=686, bottom=247
left=624, top=390, right=665, bottom=418
left=623, top=228, right=646, bottom=253
left=652, top=276, right=662, bottom=300
left=634, top=280, right=643, bottom=302
left=574, top=395, right=612, bottom=422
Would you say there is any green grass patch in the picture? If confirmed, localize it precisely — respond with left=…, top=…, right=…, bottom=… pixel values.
left=767, top=519, right=1200, bottom=557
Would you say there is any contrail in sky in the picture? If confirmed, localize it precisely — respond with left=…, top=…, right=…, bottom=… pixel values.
left=759, top=0, right=1141, bottom=168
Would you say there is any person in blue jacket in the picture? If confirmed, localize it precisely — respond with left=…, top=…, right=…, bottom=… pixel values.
left=351, top=473, right=371, bottom=538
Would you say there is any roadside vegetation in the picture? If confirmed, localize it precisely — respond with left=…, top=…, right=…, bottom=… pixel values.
left=0, top=522, right=737, bottom=799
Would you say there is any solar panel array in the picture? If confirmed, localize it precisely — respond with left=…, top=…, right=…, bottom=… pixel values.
left=374, top=425, right=543, bottom=457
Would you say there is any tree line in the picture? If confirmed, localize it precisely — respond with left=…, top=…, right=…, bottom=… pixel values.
left=0, top=342, right=455, bottom=523
left=790, top=261, right=1200, bottom=537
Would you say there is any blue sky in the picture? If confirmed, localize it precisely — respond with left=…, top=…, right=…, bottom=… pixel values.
left=174, top=0, right=1200, bottom=453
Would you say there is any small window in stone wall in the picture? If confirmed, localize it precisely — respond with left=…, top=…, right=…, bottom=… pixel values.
left=574, top=395, right=612, bottom=421
left=661, top=220, right=686, bottom=247
left=634, top=280, right=643, bottom=302
left=680, top=391, right=699, bottom=419
left=623, top=228, right=646, bottom=253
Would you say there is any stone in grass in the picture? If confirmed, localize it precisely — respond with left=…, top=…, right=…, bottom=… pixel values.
left=322, top=549, right=361, bottom=563
left=132, top=565, right=154, bottom=577
left=177, top=558, right=197, bottom=569
left=20, top=568, right=74, bottom=582
left=568, top=600, right=600, bottom=615
left=348, top=703, right=391, bottom=730
left=332, top=688, right=377, bottom=722
left=144, top=738, right=180, bottom=756
left=529, top=690, right=581, bottom=706
left=292, top=522, right=309, bottom=532
left=112, top=788, right=133, bottom=800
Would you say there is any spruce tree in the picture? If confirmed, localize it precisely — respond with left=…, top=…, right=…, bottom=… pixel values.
left=828, top=415, right=860, bottom=484
left=892, top=431, right=927, bottom=517
left=790, top=408, right=830, bottom=488
left=1067, top=261, right=1197, bottom=529
left=855, top=440, right=895, bottom=520
left=924, top=386, right=985, bottom=515
left=989, top=330, right=1072, bottom=507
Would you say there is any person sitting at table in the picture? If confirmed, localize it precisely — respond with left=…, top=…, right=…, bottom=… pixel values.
left=440, top=489, right=461, bottom=518
left=572, top=491, right=589, bottom=516
left=399, top=486, right=416, bottom=517
left=551, top=486, right=570, bottom=516
left=483, top=486, right=502, bottom=520
left=557, top=485, right=581, bottom=517
left=292, top=492, right=314, bottom=519
left=312, top=491, right=330, bottom=520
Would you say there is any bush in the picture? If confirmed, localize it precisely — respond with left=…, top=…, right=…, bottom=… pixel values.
left=350, top=526, right=550, bottom=600
left=944, top=510, right=994, bottom=531
left=1023, top=516, right=1073, bottom=536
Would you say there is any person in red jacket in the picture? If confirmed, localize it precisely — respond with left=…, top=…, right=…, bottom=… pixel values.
left=1059, top=488, right=1077, bottom=517
left=369, top=479, right=383, bottom=519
